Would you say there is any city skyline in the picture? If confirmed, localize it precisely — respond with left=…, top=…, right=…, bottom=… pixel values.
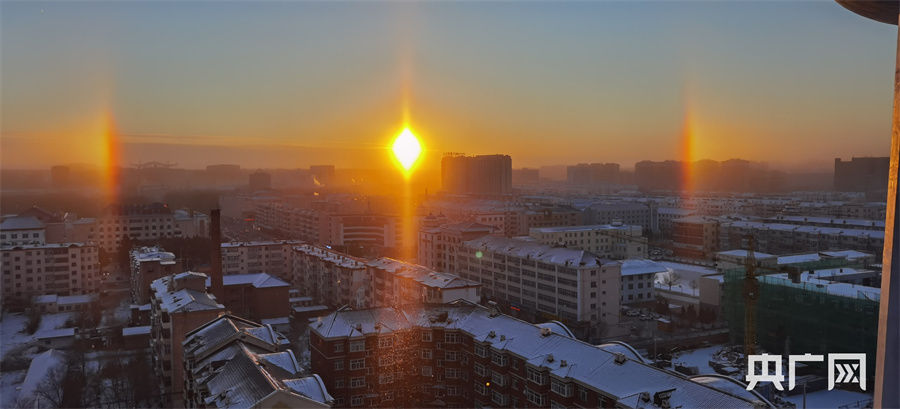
left=1, top=1, right=895, bottom=171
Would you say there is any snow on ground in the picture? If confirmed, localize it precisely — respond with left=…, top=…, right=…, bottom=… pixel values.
left=0, top=313, right=32, bottom=360
left=671, top=346, right=721, bottom=375
left=36, top=312, right=75, bottom=333
left=0, top=369, right=27, bottom=408
left=100, top=297, right=131, bottom=328
left=783, top=389, right=872, bottom=409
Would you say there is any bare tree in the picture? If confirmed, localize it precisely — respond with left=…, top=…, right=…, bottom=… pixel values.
left=27, top=366, right=66, bottom=409
left=661, top=271, right=681, bottom=292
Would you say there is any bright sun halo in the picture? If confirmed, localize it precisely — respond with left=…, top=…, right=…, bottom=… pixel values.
left=392, top=128, right=422, bottom=172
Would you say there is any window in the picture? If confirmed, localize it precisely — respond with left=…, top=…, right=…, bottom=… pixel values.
left=334, top=343, right=344, bottom=353
left=474, top=362, right=487, bottom=377
left=379, top=356, right=393, bottom=366
left=474, top=382, right=487, bottom=396
left=527, top=367, right=547, bottom=385
left=474, top=344, right=488, bottom=358
left=350, top=359, right=365, bottom=370
left=422, top=349, right=433, bottom=359
left=334, top=379, right=345, bottom=389
left=491, top=352, right=508, bottom=367
left=350, top=395, right=363, bottom=406
left=448, top=385, right=460, bottom=396
left=578, top=386, right=589, bottom=402
left=379, top=336, right=394, bottom=348
left=445, top=350, right=458, bottom=361
left=350, top=377, right=365, bottom=388
left=422, top=330, right=433, bottom=342
left=445, top=332, right=460, bottom=344
left=422, top=366, right=433, bottom=377
left=379, top=372, right=394, bottom=384
left=525, top=388, right=545, bottom=406
left=446, top=368, right=461, bottom=379
left=551, top=379, right=573, bottom=397
left=491, top=371, right=507, bottom=386
left=349, top=341, right=365, bottom=352
left=334, top=360, right=344, bottom=371
left=492, top=391, right=508, bottom=406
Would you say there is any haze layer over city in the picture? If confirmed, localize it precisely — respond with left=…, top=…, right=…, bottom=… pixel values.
left=1, top=1, right=897, bottom=409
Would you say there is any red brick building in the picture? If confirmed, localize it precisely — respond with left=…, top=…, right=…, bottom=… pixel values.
left=309, top=301, right=769, bottom=409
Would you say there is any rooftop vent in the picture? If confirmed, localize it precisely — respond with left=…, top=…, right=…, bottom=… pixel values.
left=560, top=360, right=567, bottom=367
left=354, top=323, right=362, bottom=332
left=547, top=354, right=554, bottom=363
left=488, top=330, right=496, bottom=338
left=613, top=353, right=627, bottom=365
left=500, top=335, right=506, bottom=341
left=540, top=327, right=552, bottom=337
left=640, top=392, right=651, bottom=402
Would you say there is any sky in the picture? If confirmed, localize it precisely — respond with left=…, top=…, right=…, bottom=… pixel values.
left=1, top=1, right=896, bottom=172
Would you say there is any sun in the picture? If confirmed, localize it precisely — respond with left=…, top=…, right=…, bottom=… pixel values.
left=391, top=128, right=422, bottom=173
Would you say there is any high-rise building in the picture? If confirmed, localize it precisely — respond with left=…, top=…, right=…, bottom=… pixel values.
left=456, top=236, right=621, bottom=340
left=221, top=240, right=301, bottom=282
left=441, top=154, right=512, bottom=195
left=834, top=156, right=890, bottom=193
left=418, top=221, right=495, bottom=272
left=309, top=302, right=769, bottom=408
left=149, top=272, right=225, bottom=406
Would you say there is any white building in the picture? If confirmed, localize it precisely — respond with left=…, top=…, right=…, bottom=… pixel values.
left=618, top=259, right=667, bottom=304
left=366, top=257, right=481, bottom=306
left=1, top=243, right=100, bottom=307
left=457, top=236, right=620, bottom=340
left=0, top=216, right=46, bottom=246
left=528, top=223, right=647, bottom=259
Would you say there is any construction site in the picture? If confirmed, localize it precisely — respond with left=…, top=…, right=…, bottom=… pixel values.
left=722, top=256, right=880, bottom=377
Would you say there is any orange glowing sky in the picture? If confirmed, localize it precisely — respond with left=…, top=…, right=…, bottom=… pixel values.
left=0, top=1, right=895, bottom=172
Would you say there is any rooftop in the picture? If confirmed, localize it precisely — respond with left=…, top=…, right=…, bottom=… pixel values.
left=151, top=274, right=225, bottom=313
left=0, top=216, right=44, bottom=231
left=464, top=236, right=610, bottom=268
left=311, top=302, right=766, bottom=409
left=619, top=259, right=670, bottom=276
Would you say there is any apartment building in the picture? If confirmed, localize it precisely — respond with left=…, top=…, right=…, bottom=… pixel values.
left=672, top=216, right=721, bottom=260
left=94, top=203, right=208, bottom=252
left=216, top=273, right=292, bottom=321
left=221, top=240, right=301, bottom=281
left=1, top=242, right=100, bottom=307
left=182, top=314, right=333, bottom=408
left=528, top=223, right=647, bottom=260
left=618, top=259, right=666, bottom=305
left=582, top=202, right=659, bottom=234
left=366, top=258, right=481, bottom=306
left=130, top=246, right=183, bottom=304
left=418, top=221, right=495, bottom=273
left=309, top=302, right=769, bottom=409
left=720, top=220, right=884, bottom=258
left=456, top=236, right=620, bottom=340
left=0, top=216, right=46, bottom=246
left=149, top=272, right=225, bottom=407
left=293, top=244, right=371, bottom=309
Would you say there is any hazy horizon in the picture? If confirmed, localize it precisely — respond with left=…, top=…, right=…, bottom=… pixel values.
left=2, top=1, right=895, bottom=172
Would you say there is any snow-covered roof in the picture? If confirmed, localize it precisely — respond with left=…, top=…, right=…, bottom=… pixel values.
left=217, top=273, right=290, bottom=288
left=151, top=275, right=224, bottom=313
left=17, top=350, right=66, bottom=407
left=293, top=305, right=330, bottom=313
left=261, top=317, right=290, bottom=326
left=122, top=326, right=151, bottom=336
left=819, top=250, right=873, bottom=260
left=760, top=273, right=881, bottom=301
left=716, top=249, right=776, bottom=259
left=293, top=244, right=367, bottom=269
left=368, top=258, right=480, bottom=289
left=131, top=246, right=176, bottom=263
left=311, top=302, right=765, bottom=409
left=185, top=318, right=331, bottom=409
left=620, top=259, right=670, bottom=276
left=0, top=216, right=44, bottom=231
left=34, top=328, right=76, bottom=339
left=221, top=240, right=303, bottom=248
left=464, top=236, right=610, bottom=268
left=529, top=223, right=638, bottom=233
left=726, top=221, right=884, bottom=240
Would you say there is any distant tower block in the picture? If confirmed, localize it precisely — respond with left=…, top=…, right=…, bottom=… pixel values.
left=249, top=170, right=272, bottom=191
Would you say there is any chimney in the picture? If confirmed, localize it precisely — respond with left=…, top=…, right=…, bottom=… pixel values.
left=210, top=209, right=224, bottom=299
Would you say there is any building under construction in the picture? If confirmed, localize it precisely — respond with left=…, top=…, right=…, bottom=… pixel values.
left=722, top=258, right=880, bottom=376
